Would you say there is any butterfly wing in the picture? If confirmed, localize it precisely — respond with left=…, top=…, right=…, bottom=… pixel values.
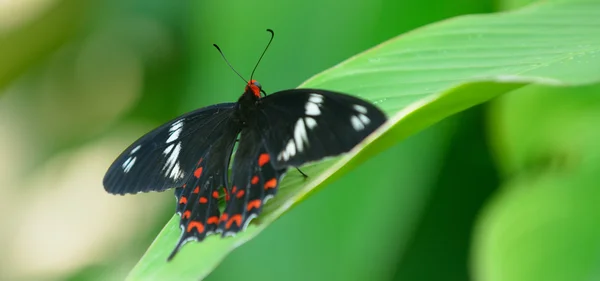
left=257, top=89, right=387, bottom=168
left=218, top=128, right=286, bottom=236
left=167, top=117, right=239, bottom=260
left=103, top=103, right=237, bottom=195
left=214, top=89, right=387, bottom=236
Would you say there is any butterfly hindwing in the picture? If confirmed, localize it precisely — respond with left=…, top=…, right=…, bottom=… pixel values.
left=103, top=103, right=237, bottom=195
left=169, top=171, right=221, bottom=261
left=218, top=128, right=286, bottom=235
left=257, top=89, right=386, bottom=169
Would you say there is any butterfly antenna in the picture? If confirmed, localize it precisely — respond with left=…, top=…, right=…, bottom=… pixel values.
left=213, top=44, right=248, bottom=84
left=250, top=29, right=275, bottom=81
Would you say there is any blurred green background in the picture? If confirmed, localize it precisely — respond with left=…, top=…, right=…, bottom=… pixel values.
left=2, top=0, right=599, bottom=280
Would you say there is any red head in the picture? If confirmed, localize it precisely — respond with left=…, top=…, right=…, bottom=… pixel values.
left=245, top=79, right=262, bottom=98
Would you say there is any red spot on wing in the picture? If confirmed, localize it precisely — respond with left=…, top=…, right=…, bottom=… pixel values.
left=182, top=210, right=191, bottom=219
left=207, top=216, right=219, bottom=225
left=232, top=186, right=237, bottom=194
left=199, top=197, right=208, bottom=204
left=179, top=196, right=187, bottom=205
left=258, top=153, right=270, bottom=167
left=220, top=213, right=229, bottom=222
left=264, top=178, right=277, bottom=190
left=193, top=186, right=200, bottom=194
left=187, top=221, right=205, bottom=233
left=247, top=200, right=261, bottom=212
left=236, top=190, right=245, bottom=198
left=251, top=176, right=259, bottom=184
left=226, top=214, right=242, bottom=229
left=212, top=190, right=219, bottom=199
left=194, top=167, right=203, bottom=178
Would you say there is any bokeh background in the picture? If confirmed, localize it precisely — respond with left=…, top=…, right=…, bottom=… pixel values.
left=2, top=0, right=598, bottom=280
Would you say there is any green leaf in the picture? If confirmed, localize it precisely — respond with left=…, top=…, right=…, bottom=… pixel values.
left=128, top=1, right=600, bottom=280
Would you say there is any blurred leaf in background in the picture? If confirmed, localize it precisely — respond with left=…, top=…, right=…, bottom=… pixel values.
left=474, top=84, right=600, bottom=281
left=0, top=0, right=191, bottom=280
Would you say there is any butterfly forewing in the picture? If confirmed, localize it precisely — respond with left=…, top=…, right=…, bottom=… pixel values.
left=257, top=89, right=387, bottom=169
left=103, top=103, right=237, bottom=195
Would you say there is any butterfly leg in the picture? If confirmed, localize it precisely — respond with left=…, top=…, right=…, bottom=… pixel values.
left=296, top=167, right=308, bottom=178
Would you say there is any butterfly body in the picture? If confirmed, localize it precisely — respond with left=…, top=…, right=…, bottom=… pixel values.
left=103, top=32, right=387, bottom=260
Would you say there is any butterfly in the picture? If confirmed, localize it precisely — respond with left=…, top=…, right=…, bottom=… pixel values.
left=103, top=29, right=387, bottom=261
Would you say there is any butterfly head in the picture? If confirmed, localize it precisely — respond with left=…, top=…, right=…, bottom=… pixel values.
left=245, top=79, right=263, bottom=98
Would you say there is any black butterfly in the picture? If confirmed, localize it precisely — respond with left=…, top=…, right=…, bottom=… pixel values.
left=103, top=29, right=387, bottom=261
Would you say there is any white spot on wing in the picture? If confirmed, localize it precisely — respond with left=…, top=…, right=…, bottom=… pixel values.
left=171, top=119, right=184, bottom=131
left=358, top=114, right=370, bottom=125
left=293, top=119, right=308, bottom=152
left=163, top=142, right=185, bottom=179
left=166, top=130, right=181, bottom=143
left=130, top=145, right=141, bottom=154
left=169, top=162, right=182, bottom=179
left=305, top=103, right=321, bottom=116
left=286, top=140, right=296, bottom=157
left=309, top=93, right=324, bottom=104
left=305, top=93, right=324, bottom=116
left=305, top=117, right=317, bottom=129
left=353, top=104, right=368, bottom=114
left=163, top=143, right=174, bottom=155
left=350, top=116, right=365, bottom=131
left=122, top=156, right=136, bottom=173
left=278, top=148, right=290, bottom=161
left=166, top=119, right=184, bottom=143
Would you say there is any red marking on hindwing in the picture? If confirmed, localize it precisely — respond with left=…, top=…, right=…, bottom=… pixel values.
left=194, top=167, right=203, bottom=178
left=226, top=214, right=242, bottom=229
left=264, top=178, right=277, bottom=190
left=193, top=186, right=200, bottom=194
left=251, top=176, right=259, bottom=184
left=207, top=216, right=219, bottom=225
left=247, top=200, right=261, bottom=211
left=212, top=190, right=219, bottom=199
left=187, top=221, right=205, bottom=233
left=179, top=196, right=187, bottom=204
left=236, top=190, right=245, bottom=198
left=182, top=210, right=191, bottom=219
left=232, top=186, right=237, bottom=194
left=258, top=153, right=270, bottom=167
left=220, top=213, right=229, bottom=222
left=199, top=197, right=208, bottom=204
